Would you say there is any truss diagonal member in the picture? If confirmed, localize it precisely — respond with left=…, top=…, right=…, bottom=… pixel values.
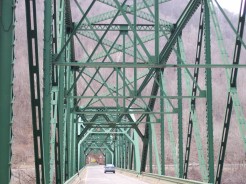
left=113, top=0, right=152, bottom=60
left=118, top=0, right=202, bottom=123
left=117, top=69, right=159, bottom=121
left=83, top=69, right=155, bottom=110
left=77, top=65, right=156, bottom=116
left=78, top=31, right=162, bottom=63
left=116, top=68, right=156, bottom=122
left=159, top=0, right=202, bottom=63
left=213, top=0, right=246, bottom=49
left=179, top=37, right=208, bottom=182
left=77, top=31, right=148, bottom=62
left=74, top=33, right=128, bottom=108
left=79, top=128, right=96, bottom=144
left=209, top=0, right=246, bottom=151
left=119, top=128, right=135, bottom=144
left=77, top=125, right=92, bottom=143
left=66, top=0, right=127, bottom=95
left=132, top=125, right=144, bottom=141
left=90, top=0, right=172, bottom=27
left=74, top=1, right=126, bottom=67
left=81, top=70, right=115, bottom=110
left=54, top=0, right=96, bottom=62
left=139, top=1, right=202, bottom=173
left=96, top=2, right=168, bottom=119
left=103, top=143, right=114, bottom=153
left=181, top=5, right=208, bottom=181
left=76, top=70, right=115, bottom=113
left=25, top=0, right=44, bottom=183
left=215, top=1, right=246, bottom=183
left=138, top=0, right=201, bottom=176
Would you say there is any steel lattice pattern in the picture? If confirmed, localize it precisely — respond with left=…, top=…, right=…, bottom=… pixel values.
left=0, top=0, right=246, bottom=184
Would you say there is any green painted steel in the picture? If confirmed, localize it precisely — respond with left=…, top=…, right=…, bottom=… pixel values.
left=1, top=0, right=244, bottom=183
left=43, top=0, right=53, bottom=182
left=25, top=0, right=44, bottom=183
left=204, top=1, right=214, bottom=183
left=215, top=1, right=246, bottom=183
left=149, top=119, right=153, bottom=173
left=150, top=115, right=161, bottom=175
left=160, top=76, right=165, bottom=176
left=0, top=0, right=15, bottom=183
left=177, top=37, right=183, bottom=178
left=183, top=4, right=208, bottom=181
left=178, top=37, right=208, bottom=182
left=133, top=130, right=141, bottom=173
left=31, top=0, right=244, bottom=183
left=210, top=0, right=246, bottom=152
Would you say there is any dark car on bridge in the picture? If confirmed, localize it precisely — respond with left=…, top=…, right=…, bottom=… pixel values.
left=104, top=164, right=115, bottom=173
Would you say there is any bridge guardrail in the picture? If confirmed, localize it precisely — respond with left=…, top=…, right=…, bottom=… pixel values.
left=116, top=168, right=208, bottom=184
left=64, top=167, right=86, bottom=184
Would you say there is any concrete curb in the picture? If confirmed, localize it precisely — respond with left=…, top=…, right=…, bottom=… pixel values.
left=64, top=167, right=87, bottom=184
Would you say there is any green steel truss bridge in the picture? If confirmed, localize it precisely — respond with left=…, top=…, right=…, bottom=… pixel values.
left=0, top=0, right=246, bottom=183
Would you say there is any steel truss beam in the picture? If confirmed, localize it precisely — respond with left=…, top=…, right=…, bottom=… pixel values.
left=20, top=0, right=246, bottom=183
left=76, top=23, right=171, bottom=32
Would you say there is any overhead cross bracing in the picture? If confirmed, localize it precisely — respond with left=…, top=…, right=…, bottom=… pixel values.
left=0, top=0, right=246, bottom=183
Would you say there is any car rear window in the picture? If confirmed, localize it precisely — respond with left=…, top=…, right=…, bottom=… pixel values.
left=106, top=164, right=114, bottom=167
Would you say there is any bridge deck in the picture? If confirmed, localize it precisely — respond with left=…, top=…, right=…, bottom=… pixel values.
left=73, top=165, right=148, bottom=184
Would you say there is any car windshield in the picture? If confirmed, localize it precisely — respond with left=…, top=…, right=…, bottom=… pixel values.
left=106, top=164, right=114, bottom=167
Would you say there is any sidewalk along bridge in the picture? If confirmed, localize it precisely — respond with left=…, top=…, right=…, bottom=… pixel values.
left=0, top=0, right=246, bottom=183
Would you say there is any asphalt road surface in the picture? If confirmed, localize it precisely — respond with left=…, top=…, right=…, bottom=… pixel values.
left=79, top=165, right=148, bottom=184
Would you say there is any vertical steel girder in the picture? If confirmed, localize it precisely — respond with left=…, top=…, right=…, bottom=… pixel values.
left=43, top=0, right=53, bottom=182
left=66, top=49, right=76, bottom=179
left=177, top=38, right=183, bottom=178
left=148, top=119, right=153, bottom=173
left=204, top=1, right=214, bottom=183
left=0, top=0, right=15, bottom=183
left=160, top=75, right=165, bottom=176
left=161, top=76, right=179, bottom=176
left=56, top=1, right=66, bottom=182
